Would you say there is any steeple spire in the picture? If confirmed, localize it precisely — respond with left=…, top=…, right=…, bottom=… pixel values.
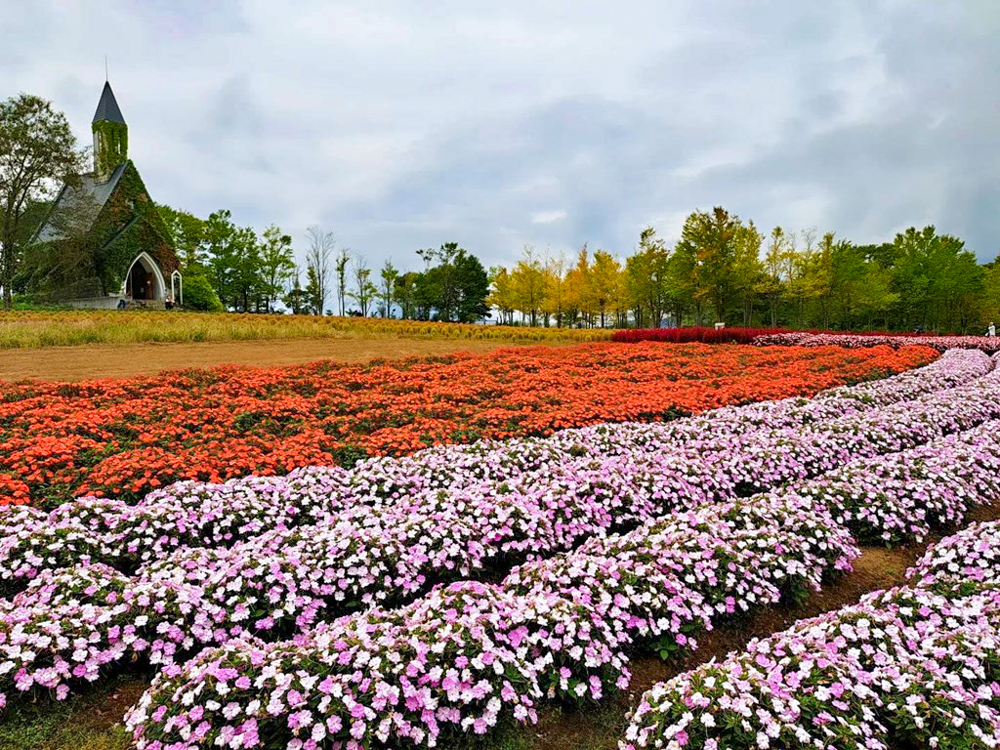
left=92, top=81, right=128, bottom=182
left=93, top=81, right=125, bottom=124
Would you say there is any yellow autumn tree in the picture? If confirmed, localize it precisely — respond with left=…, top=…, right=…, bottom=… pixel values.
left=590, top=249, right=622, bottom=328
left=510, top=244, right=546, bottom=325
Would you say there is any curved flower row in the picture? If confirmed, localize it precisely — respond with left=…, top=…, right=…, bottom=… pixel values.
left=756, top=331, right=1000, bottom=353
left=620, top=522, right=1000, bottom=750
left=123, top=491, right=857, bottom=750
left=907, top=520, right=1000, bottom=590
left=800, top=423, right=1000, bottom=544
left=1, top=350, right=992, bottom=599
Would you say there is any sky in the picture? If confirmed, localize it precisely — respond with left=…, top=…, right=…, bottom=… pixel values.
left=4, top=0, right=999, bottom=270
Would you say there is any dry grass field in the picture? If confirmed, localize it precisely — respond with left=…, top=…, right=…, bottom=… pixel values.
left=0, top=311, right=610, bottom=349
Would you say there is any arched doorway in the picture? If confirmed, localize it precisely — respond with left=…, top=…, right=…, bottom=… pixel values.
left=123, top=252, right=166, bottom=301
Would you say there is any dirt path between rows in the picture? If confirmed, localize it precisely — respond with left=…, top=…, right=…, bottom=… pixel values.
left=0, top=337, right=569, bottom=382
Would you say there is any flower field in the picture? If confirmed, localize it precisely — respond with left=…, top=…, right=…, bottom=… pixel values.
left=614, top=326, right=1000, bottom=352
left=610, top=327, right=783, bottom=344
left=2, top=344, right=1000, bottom=749
left=0, top=342, right=933, bottom=506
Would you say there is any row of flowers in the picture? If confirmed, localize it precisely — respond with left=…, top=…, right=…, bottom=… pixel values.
left=0, top=343, right=936, bottom=505
left=122, top=490, right=859, bottom=749
left=756, top=331, right=1000, bottom=352
left=121, top=422, right=1000, bottom=750
left=906, top=519, right=1000, bottom=590
left=611, top=327, right=1000, bottom=353
left=620, top=521, right=1000, bottom=750
left=0, top=350, right=993, bottom=600
left=610, top=327, right=784, bottom=344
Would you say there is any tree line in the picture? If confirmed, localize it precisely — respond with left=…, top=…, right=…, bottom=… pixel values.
left=158, top=205, right=490, bottom=321
left=491, top=209, right=1000, bottom=333
left=165, top=201, right=999, bottom=334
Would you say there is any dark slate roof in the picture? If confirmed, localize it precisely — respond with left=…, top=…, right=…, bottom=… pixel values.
left=32, top=163, right=128, bottom=244
left=93, top=81, right=125, bottom=124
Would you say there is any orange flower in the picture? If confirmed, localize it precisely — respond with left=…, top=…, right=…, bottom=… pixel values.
left=0, top=343, right=937, bottom=506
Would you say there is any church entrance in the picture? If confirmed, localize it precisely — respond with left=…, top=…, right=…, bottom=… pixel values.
left=124, top=253, right=164, bottom=301
left=126, top=264, right=153, bottom=300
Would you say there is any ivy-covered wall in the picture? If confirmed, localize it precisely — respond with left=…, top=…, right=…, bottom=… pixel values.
left=92, top=120, right=128, bottom=182
left=21, top=161, right=180, bottom=300
left=91, top=162, right=179, bottom=294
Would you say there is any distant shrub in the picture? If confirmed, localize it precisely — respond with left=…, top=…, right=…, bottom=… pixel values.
left=181, top=274, right=223, bottom=312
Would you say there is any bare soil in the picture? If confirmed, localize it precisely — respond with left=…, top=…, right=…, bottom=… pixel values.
left=0, top=337, right=567, bottom=382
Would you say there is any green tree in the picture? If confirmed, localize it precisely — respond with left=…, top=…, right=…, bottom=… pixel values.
left=157, top=205, right=207, bottom=269
left=348, top=255, right=378, bottom=317
left=334, top=245, right=350, bottom=316
left=258, top=225, right=295, bottom=311
left=303, top=265, right=324, bottom=315
left=412, top=243, right=488, bottom=322
left=983, top=259, right=1000, bottom=331
left=590, top=249, right=621, bottom=328
left=758, top=226, right=791, bottom=327
left=393, top=271, right=419, bottom=320
left=283, top=266, right=307, bottom=315
left=1, top=93, right=86, bottom=308
left=181, top=273, right=223, bottom=312
left=204, top=210, right=260, bottom=311
left=451, top=250, right=490, bottom=322
left=379, top=259, right=398, bottom=318
left=732, top=221, right=764, bottom=326
left=855, top=261, right=898, bottom=329
left=625, top=228, right=671, bottom=328
left=890, top=226, right=981, bottom=332
left=675, top=207, right=740, bottom=324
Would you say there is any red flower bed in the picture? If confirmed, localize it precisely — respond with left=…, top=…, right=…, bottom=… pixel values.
left=0, top=343, right=937, bottom=506
left=611, top=327, right=785, bottom=344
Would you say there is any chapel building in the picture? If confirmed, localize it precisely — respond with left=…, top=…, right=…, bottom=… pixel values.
left=25, top=81, right=181, bottom=308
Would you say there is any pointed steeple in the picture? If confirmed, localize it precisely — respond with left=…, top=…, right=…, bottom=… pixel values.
left=93, top=81, right=125, bottom=124
left=92, top=81, right=128, bottom=182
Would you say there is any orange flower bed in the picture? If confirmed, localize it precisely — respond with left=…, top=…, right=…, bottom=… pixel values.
left=0, top=343, right=937, bottom=506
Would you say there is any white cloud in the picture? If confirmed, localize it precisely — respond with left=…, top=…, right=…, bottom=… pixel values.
left=531, top=210, right=567, bottom=224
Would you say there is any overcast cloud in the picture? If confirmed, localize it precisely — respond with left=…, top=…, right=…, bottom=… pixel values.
left=4, top=0, right=998, bottom=268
